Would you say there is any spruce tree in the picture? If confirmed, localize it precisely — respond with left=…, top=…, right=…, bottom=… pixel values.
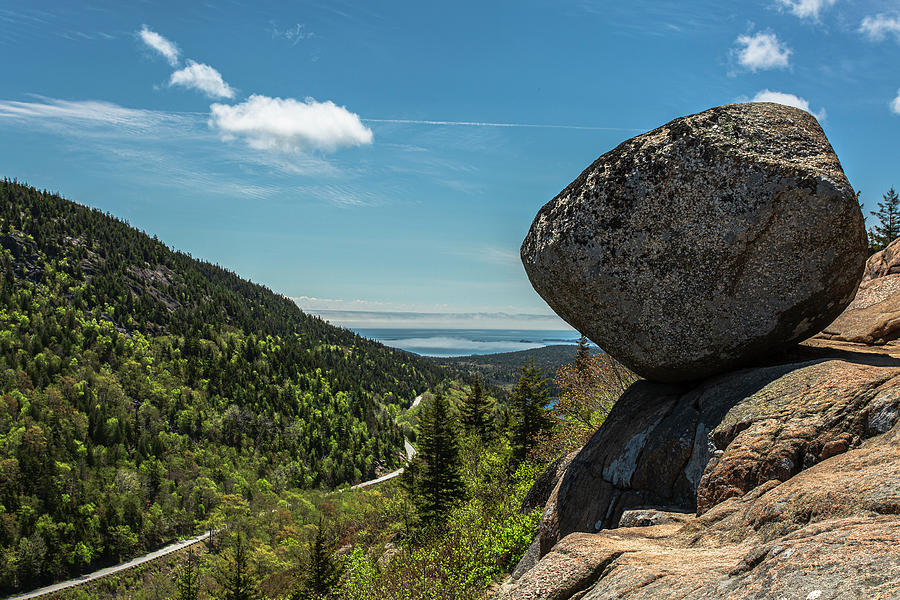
left=509, top=361, right=552, bottom=464
left=460, top=373, right=492, bottom=441
left=293, top=519, right=344, bottom=599
left=869, top=187, right=900, bottom=252
left=217, top=533, right=258, bottom=600
left=573, top=335, right=592, bottom=373
left=174, top=549, right=200, bottom=600
left=417, top=392, right=466, bottom=525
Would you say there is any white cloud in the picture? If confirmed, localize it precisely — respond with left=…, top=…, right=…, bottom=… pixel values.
left=776, top=0, right=836, bottom=20
left=169, top=60, right=235, bottom=99
left=734, top=31, right=792, bottom=71
left=891, top=89, right=900, bottom=115
left=751, top=89, right=826, bottom=120
left=138, top=26, right=179, bottom=66
left=859, top=14, right=900, bottom=41
left=209, top=94, right=373, bottom=153
left=0, top=97, right=187, bottom=130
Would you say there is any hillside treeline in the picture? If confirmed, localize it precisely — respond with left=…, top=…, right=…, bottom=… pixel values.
left=0, top=180, right=447, bottom=591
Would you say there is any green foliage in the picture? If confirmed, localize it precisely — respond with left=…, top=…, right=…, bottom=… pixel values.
left=459, top=373, right=492, bottom=442
left=174, top=550, right=200, bottom=600
left=508, top=361, right=551, bottom=464
left=293, top=519, right=345, bottom=599
left=340, top=448, right=542, bottom=600
left=216, top=533, right=259, bottom=600
left=869, top=186, right=900, bottom=253
left=410, top=393, right=466, bottom=526
left=430, top=344, right=578, bottom=395
left=0, top=180, right=451, bottom=592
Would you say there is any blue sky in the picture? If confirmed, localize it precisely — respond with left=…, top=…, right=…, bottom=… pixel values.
left=1, top=0, right=898, bottom=329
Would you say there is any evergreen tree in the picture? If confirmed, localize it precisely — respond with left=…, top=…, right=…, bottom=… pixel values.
left=573, top=335, right=592, bottom=373
left=460, top=373, right=492, bottom=441
left=174, top=550, right=200, bottom=600
left=293, top=519, right=345, bottom=599
left=869, top=187, right=900, bottom=252
left=416, top=392, right=466, bottom=525
left=509, top=361, right=552, bottom=464
left=217, top=533, right=258, bottom=600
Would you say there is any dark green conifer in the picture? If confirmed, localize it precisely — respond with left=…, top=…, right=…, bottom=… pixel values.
left=460, top=373, right=492, bottom=441
left=217, top=533, right=259, bottom=600
left=417, top=392, right=466, bottom=525
left=573, top=335, right=592, bottom=373
left=509, top=361, right=552, bottom=464
left=174, top=549, right=200, bottom=600
left=869, top=187, right=900, bottom=252
left=293, top=519, right=344, bottom=599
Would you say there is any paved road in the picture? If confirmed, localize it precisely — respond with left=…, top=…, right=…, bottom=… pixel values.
left=5, top=394, right=425, bottom=599
left=350, top=437, right=417, bottom=490
left=4, top=531, right=212, bottom=600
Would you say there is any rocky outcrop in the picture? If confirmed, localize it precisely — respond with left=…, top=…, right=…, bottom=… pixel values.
left=500, top=414, right=900, bottom=600
left=521, top=450, right=579, bottom=513
left=521, top=102, right=866, bottom=383
left=507, top=103, right=897, bottom=598
left=538, top=349, right=900, bottom=555
left=863, top=236, right=900, bottom=281
left=818, top=237, right=900, bottom=345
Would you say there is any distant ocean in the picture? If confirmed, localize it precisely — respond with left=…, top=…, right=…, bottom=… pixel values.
left=353, top=328, right=581, bottom=357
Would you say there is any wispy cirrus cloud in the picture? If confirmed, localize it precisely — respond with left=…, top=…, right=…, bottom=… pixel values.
left=138, top=26, right=180, bottom=66
left=0, top=96, right=192, bottom=133
left=0, top=96, right=343, bottom=196
left=270, top=22, right=314, bottom=46
left=363, top=118, right=643, bottom=132
left=891, top=90, right=900, bottom=115
left=775, top=0, right=836, bottom=21
left=170, top=60, right=235, bottom=99
left=751, top=89, right=825, bottom=120
left=733, top=31, right=791, bottom=72
left=209, top=94, right=373, bottom=153
left=859, top=14, right=900, bottom=42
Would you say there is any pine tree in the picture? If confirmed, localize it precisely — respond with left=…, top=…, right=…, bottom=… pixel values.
left=174, top=549, right=200, bottom=600
left=416, top=392, right=466, bottom=525
left=293, top=519, right=344, bottom=599
left=217, top=533, right=258, bottom=600
left=573, top=335, right=592, bottom=373
left=509, top=361, right=552, bottom=464
left=869, top=187, right=900, bottom=252
left=460, top=373, right=492, bottom=441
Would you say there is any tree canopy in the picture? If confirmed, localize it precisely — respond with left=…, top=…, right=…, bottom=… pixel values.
left=0, top=180, right=452, bottom=592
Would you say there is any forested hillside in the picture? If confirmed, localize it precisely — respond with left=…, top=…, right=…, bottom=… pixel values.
left=0, top=180, right=448, bottom=591
left=430, top=345, right=580, bottom=394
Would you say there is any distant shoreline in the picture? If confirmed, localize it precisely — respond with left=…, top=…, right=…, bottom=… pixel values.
left=352, top=327, right=580, bottom=358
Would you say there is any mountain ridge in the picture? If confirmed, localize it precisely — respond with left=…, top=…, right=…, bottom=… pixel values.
left=0, top=179, right=449, bottom=591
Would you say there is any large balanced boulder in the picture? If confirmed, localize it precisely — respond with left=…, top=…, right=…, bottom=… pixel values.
left=521, top=103, right=867, bottom=382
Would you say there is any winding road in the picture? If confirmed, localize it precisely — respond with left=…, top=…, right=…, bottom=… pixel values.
left=4, top=531, right=213, bottom=600
left=4, top=394, right=424, bottom=600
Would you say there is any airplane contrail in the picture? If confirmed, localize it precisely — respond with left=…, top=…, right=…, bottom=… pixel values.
left=362, top=118, right=645, bottom=132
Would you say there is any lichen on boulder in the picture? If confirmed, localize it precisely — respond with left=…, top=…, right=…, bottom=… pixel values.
left=521, top=102, right=867, bottom=383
